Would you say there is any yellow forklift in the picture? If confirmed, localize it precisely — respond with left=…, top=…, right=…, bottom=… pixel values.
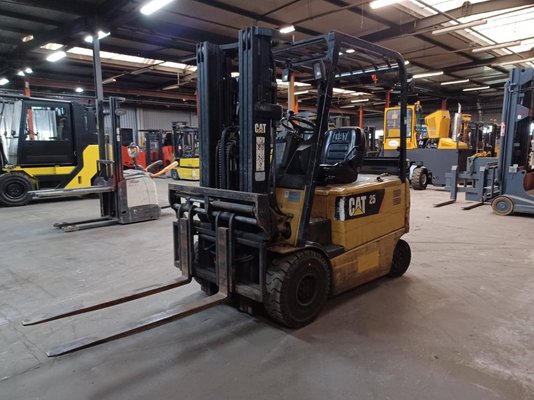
left=0, top=96, right=99, bottom=206
left=383, top=102, right=469, bottom=189
left=169, top=121, right=200, bottom=181
left=23, top=28, right=411, bottom=355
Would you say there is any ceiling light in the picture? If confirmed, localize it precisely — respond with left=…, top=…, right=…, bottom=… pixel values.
left=294, top=90, right=309, bottom=95
left=413, top=71, right=443, bottom=79
left=102, top=77, right=117, bottom=84
left=75, top=87, right=84, bottom=93
left=140, top=0, right=174, bottom=15
left=472, top=40, right=522, bottom=53
left=279, top=25, right=295, bottom=34
left=340, top=105, right=356, bottom=108
left=84, top=31, right=111, bottom=43
left=495, top=56, right=534, bottom=66
left=346, top=49, right=355, bottom=53
left=339, top=52, right=343, bottom=55
left=404, top=60, right=410, bottom=65
left=0, top=78, right=9, bottom=86
left=162, top=84, right=179, bottom=90
left=17, top=71, right=25, bottom=77
left=369, top=0, right=402, bottom=9
left=351, top=98, right=370, bottom=103
left=463, top=86, right=490, bottom=92
left=441, top=79, right=470, bottom=86
left=24, top=67, right=33, bottom=74
left=22, top=34, right=34, bottom=43
left=46, top=51, right=67, bottom=62
left=231, top=72, right=239, bottom=77
left=432, top=19, right=488, bottom=35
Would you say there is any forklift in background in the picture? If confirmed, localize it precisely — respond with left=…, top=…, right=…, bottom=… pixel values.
left=24, top=28, right=411, bottom=356
left=122, top=129, right=174, bottom=171
left=383, top=102, right=470, bottom=189
left=169, top=121, right=200, bottom=181
left=440, top=68, right=534, bottom=215
left=0, top=96, right=100, bottom=206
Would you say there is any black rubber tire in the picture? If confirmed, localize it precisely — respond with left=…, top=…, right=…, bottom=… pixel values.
left=264, top=250, right=330, bottom=329
left=0, top=173, right=34, bottom=207
left=492, top=196, right=513, bottom=216
left=388, top=239, right=411, bottom=278
left=411, top=167, right=428, bottom=190
left=170, top=168, right=180, bottom=180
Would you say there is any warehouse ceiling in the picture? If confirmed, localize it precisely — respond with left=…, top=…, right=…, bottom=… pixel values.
left=0, top=0, right=533, bottom=116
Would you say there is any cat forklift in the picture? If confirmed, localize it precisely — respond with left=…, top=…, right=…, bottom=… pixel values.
left=383, top=102, right=470, bottom=189
left=23, top=27, right=411, bottom=356
left=0, top=95, right=99, bottom=206
left=169, top=121, right=200, bottom=181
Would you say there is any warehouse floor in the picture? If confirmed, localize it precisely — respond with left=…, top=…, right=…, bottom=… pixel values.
left=0, top=179, right=532, bottom=400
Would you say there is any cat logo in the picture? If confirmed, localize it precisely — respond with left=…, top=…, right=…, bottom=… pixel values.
left=335, top=190, right=385, bottom=221
left=254, top=123, right=266, bottom=134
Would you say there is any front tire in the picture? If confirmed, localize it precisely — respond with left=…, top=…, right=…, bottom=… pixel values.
left=0, top=173, right=34, bottom=207
left=411, top=167, right=428, bottom=190
left=388, top=239, right=411, bottom=277
left=492, top=196, right=513, bottom=216
left=264, top=250, right=330, bottom=328
left=170, top=168, right=180, bottom=180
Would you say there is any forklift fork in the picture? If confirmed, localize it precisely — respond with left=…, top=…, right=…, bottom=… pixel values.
left=22, top=218, right=231, bottom=357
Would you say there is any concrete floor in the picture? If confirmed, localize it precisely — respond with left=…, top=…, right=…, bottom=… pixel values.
left=0, top=178, right=533, bottom=400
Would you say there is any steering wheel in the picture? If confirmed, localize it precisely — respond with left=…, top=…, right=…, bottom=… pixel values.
left=281, top=114, right=316, bottom=135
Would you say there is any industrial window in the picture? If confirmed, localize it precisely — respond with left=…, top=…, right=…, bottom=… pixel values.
left=385, top=108, right=413, bottom=138
left=25, top=105, right=71, bottom=142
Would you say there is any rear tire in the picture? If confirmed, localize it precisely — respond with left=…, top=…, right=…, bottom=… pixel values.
left=411, top=167, right=428, bottom=190
left=0, top=173, right=34, bottom=207
left=264, top=250, right=330, bottom=328
left=388, top=239, right=411, bottom=277
left=492, top=196, right=513, bottom=216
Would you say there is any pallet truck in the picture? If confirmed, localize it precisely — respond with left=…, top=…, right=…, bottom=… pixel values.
left=23, top=28, right=411, bottom=356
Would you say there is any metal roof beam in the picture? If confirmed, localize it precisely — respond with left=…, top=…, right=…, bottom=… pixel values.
left=0, top=9, right=61, bottom=26
left=3, top=0, right=96, bottom=17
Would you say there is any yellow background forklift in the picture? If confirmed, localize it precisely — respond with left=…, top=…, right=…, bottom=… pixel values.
left=0, top=96, right=99, bottom=206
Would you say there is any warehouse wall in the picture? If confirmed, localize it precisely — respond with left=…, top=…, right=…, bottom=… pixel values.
left=139, top=108, right=197, bottom=130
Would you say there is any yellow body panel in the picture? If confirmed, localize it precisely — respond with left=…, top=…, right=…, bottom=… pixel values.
left=10, top=145, right=99, bottom=188
left=176, top=167, right=200, bottom=181
left=425, top=110, right=450, bottom=139
left=437, top=138, right=469, bottom=150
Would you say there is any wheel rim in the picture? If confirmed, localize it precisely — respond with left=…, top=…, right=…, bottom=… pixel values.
left=421, top=172, right=427, bottom=185
left=495, top=198, right=511, bottom=214
left=6, top=182, right=24, bottom=199
left=296, top=273, right=318, bottom=307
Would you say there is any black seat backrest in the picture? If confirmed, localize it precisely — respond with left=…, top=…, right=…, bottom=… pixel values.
left=321, top=127, right=366, bottom=165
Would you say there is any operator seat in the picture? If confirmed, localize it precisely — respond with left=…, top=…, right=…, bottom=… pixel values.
left=317, top=127, right=366, bottom=185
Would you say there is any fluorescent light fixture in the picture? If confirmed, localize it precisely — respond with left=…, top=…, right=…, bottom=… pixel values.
left=294, top=90, right=309, bottom=95
left=279, top=25, right=295, bottom=34
left=162, top=84, right=179, bottom=90
left=472, top=40, right=522, bottom=53
left=340, top=105, right=356, bottom=108
left=24, top=67, right=33, bottom=74
left=46, top=50, right=67, bottom=62
left=231, top=72, right=240, bottom=77
left=412, top=71, right=443, bottom=79
left=370, top=0, right=402, bottom=9
left=351, top=98, right=370, bottom=103
left=276, top=79, right=310, bottom=87
left=17, top=71, right=25, bottom=77
left=463, top=86, right=490, bottom=92
left=432, top=19, right=487, bottom=35
left=346, top=49, right=355, bottom=53
left=140, top=0, right=174, bottom=15
left=0, top=78, right=9, bottom=86
left=84, top=31, right=111, bottom=43
left=496, top=56, right=534, bottom=66
left=22, top=34, right=34, bottom=43
left=404, top=60, right=410, bottom=65
left=102, top=77, right=117, bottom=84
left=75, top=87, right=84, bottom=93
left=441, top=78, right=470, bottom=86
